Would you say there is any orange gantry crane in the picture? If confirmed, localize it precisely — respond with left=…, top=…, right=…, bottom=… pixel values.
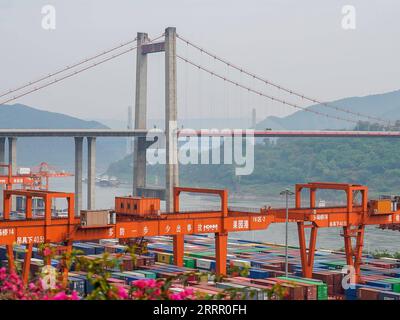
left=0, top=162, right=73, bottom=191
left=0, top=182, right=399, bottom=285
left=0, top=164, right=34, bottom=190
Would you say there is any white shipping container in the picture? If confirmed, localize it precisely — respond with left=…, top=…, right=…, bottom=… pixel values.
left=124, top=272, right=146, bottom=278
left=230, top=259, right=251, bottom=268
left=196, top=258, right=213, bottom=270
left=18, top=167, right=31, bottom=175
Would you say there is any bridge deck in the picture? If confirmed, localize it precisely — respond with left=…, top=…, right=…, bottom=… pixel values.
left=1, top=129, right=400, bottom=138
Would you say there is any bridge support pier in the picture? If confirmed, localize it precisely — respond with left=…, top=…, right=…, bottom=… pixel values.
left=8, top=137, right=17, bottom=211
left=0, top=138, right=5, bottom=211
left=87, top=137, right=96, bottom=210
left=8, top=137, right=17, bottom=175
left=165, top=27, right=179, bottom=212
left=133, top=32, right=149, bottom=196
left=74, top=137, right=83, bottom=216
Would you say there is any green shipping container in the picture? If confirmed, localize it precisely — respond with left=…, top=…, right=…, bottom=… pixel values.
left=188, top=251, right=215, bottom=258
left=381, top=278, right=400, bottom=292
left=392, top=284, right=400, bottom=293
left=184, top=257, right=196, bottom=268
left=319, top=261, right=347, bottom=270
left=133, top=270, right=157, bottom=279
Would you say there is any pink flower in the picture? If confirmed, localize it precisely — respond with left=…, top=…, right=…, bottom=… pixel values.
left=43, top=247, right=52, bottom=257
left=182, top=289, right=194, bottom=299
left=152, top=288, right=161, bottom=296
left=169, top=293, right=183, bottom=300
left=52, top=292, right=68, bottom=300
left=70, top=291, right=80, bottom=300
left=28, top=283, right=37, bottom=290
left=117, top=286, right=128, bottom=299
left=132, top=279, right=146, bottom=289
left=133, top=290, right=144, bottom=298
left=146, top=279, right=156, bottom=288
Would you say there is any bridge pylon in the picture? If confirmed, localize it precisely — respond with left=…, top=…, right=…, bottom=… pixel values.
left=132, top=27, right=179, bottom=211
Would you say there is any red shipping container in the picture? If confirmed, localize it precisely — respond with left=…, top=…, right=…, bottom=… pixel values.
left=270, top=277, right=317, bottom=300
left=251, top=279, right=304, bottom=300
left=358, top=287, right=381, bottom=300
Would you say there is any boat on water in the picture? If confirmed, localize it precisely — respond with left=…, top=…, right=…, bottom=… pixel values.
left=96, top=175, right=120, bottom=187
left=82, top=175, right=120, bottom=187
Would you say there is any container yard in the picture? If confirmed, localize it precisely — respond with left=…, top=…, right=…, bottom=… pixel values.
left=1, top=180, right=400, bottom=301
left=1, top=181, right=400, bottom=301
left=2, top=235, right=400, bottom=300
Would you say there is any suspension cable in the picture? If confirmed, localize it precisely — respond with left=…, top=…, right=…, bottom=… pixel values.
left=177, top=55, right=359, bottom=124
left=0, top=38, right=139, bottom=99
left=0, top=34, right=164, bottom=105
left=177, top=34, right=390, bottom=125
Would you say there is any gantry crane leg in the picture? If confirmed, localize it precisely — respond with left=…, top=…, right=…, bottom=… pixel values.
left=62, top=240, right=73, bottom=288
left=215, top=232, right=228, bottom=276
left=22, top=243, right=33, bottom=285
left=43, top=243, right=51, bottom=266
left=342, top=225, right=365, bottom=283
left=6, top=244, right=15, bottom=273
left=297, top=222, right=318, bottom=278
left=173, top=235, right=184, bottom=267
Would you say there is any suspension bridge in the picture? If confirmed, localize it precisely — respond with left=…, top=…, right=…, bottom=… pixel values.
left=0, top=27, right=395, bottom=214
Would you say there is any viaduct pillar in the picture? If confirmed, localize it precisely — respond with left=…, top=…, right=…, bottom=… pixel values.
left=87, top=137, right=96, bottom=210
left=0, top=138, right=5, bottom=211
left=8, top=137, right=17, bottom=211
left=74, top=137, right=83, bottom=216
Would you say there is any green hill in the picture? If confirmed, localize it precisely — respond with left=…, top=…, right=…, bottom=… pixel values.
left=0, top=103, right=126, bottom=170
left=107, top=136, right=400, bottom=198
left=0, top=104, right=107, bottom=129
left=256, top=89, right=400, bottom=130
left=104, top=88, right=400, bottom=197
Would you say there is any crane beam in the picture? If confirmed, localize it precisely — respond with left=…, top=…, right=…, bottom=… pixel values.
left=2, top=182, right=400, bottom=285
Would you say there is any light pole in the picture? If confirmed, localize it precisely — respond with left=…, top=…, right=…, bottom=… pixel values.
left=280, top=188, right=294, bottom=277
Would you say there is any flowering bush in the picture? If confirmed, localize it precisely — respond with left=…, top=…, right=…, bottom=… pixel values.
left=0, top=267, right=78, bottom=300
left=129, top=278, right=195, bottom=300
left=0, top=244, right=286, bottom=301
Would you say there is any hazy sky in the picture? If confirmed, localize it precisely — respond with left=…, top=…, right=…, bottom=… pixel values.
left=0, top=0, right=399, bottom=123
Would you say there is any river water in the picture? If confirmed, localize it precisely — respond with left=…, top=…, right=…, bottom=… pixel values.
left=50, top=177, right=400, bottom=253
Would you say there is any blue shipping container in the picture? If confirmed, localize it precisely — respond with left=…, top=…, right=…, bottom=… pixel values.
left=249, top=268, right=269, bottom=279
left=365, top=280, right=393, bottom=290
left=69, top=277, right=86, bottom=296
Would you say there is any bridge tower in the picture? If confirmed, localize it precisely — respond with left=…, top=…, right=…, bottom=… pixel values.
left=133, top=32, right=149, bottom=197
left=132, top=27, right=179, bottom=211
left=126, top=105, right=133, bottom=155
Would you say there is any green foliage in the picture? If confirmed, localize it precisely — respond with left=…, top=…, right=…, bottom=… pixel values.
left=372, top=249, right=400, bottom=259
left=73, top=251, right=123, bottom=300
left=108, top=135, right=400, bottom=197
